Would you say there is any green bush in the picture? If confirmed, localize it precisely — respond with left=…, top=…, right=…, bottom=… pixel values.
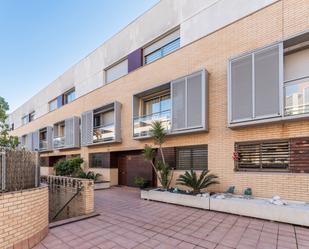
left=78, top=171, right=102, bottom=182
left=54, top=157, right=84, bottom=176
left=134, top=176, right=149, bottom=189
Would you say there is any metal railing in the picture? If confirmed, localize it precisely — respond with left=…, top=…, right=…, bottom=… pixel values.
left=133, top=110, right=171, bottom=138
left=93, top=124, right=115, bottom=143
left=53, top=136, right=65, bottom=148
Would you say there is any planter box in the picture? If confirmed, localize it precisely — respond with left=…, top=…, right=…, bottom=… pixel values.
left=210, top=196, right=309, bottom=227
left=141, top=189, right=210, bottom=209
left=94, top=181, right=110, bottom=190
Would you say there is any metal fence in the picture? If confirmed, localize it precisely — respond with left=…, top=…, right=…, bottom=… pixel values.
left=0, top=149, right=40, bottom=192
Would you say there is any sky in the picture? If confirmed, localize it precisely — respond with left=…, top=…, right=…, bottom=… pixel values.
left=0, top=0, right=159, bottom=112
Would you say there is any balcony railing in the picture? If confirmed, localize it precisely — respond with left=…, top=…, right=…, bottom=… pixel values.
left=53, top=136, right=65, bottom=148
left=39, top=140, right=47, bottom=150
left=93, top=124, right=115, bottom=143
left=133, top=110, right=171, bottom=138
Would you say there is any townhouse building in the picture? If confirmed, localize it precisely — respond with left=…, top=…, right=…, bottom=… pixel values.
left=9, top=0, right=309, bottom=201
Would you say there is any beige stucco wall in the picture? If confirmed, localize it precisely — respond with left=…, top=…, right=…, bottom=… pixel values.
left=11, top=0, right=309, bottom=201
left=0, top=186, right=49, bottom=249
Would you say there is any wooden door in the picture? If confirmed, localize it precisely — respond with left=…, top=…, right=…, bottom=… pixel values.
left=118, top=156, right=127, bottom=185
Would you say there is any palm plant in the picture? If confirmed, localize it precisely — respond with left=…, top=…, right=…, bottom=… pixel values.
left=177, top=169, right=219, bottom=195
left=143, top=121, right=173, bottom=190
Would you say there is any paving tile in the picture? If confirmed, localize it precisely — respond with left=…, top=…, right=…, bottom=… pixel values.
left=35, top=187, right=307, bottom=249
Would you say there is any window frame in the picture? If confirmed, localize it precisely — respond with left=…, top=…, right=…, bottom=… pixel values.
left=63, top=88, right=76, bottom=105
left=176, top=145, right=208, bottom=171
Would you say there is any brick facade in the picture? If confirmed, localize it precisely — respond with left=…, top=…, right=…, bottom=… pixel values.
left=0, top=186, right=49, bottom=249
left=11, top=0, right=309, bottom=201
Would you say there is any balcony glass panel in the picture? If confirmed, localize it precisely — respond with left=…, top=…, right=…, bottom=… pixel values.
left=93, top=124, right=115, bottom=143
left=53, top=137, right=65, bottom=148
left=39, top=140, right=47, bottom=150
left=133, top=110, right=171, bottom=138
left=285, top=77, right=309, bottom=116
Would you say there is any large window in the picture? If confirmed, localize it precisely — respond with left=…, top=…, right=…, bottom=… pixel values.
left=64, top=89, right=75, bottom=104
left=235, top=140, right=290, bottom=172
left=105, top=59, right=128, bottom=84
left=144, top=29, right=180, bottom=65
left=89, top=153, right=110, bottom=168
left=176, top=145, right=208, bottom=170
left=29, top=111, right=35, bottom=122
left=49, top=98, right=57, bottom=112
left=143, top=93, right=170, bottom=115
left=22, top=115, right=28, bottom=125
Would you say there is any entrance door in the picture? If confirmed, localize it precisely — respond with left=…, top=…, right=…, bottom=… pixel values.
left=118, top=156, right=127, bottom=186
left=117, top=153, right=155, bottom=187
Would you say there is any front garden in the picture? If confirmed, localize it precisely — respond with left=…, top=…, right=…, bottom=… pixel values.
left=139, top=121, right=309, bottom=227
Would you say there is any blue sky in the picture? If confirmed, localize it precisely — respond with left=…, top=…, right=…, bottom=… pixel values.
left=0, top=0, right=158, bottom=112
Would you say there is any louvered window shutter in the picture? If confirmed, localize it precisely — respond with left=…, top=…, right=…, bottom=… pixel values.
left=81, top=111, right=93, bottom=146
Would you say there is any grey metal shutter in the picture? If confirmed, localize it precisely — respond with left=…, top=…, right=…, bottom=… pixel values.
left=254, top=44, right=281, bottom=117
left=187, top=72, right=203, bottom=128
left=114, top=101, right=122, bottom=143
left=81, top=110, right=93, bottom=146
left=32, top=131, right=39, bottom=151
left=231, top=55, right=253, bottom=122
left=73, top=117, right=80, bottom=148
left=65, top=118, right=74, bottom=148
left=26, top=133, right=33, bottom=151
left=171, top=77, right=186, bottom=130
left=46, top=126, right=53, bottom=151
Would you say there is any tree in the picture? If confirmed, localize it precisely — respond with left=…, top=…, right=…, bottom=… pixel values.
left=0, top=97, right=19, bottom=149
left=143, top=121, right=173, bottom=190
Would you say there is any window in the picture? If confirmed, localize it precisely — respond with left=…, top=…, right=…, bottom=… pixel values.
left=89, top=153, right=110, bottom=168
left=143, top=93, right=171, bottom=115
left=144, top=29, right=180, bottom=65
left=235, top=140, right=289, bottom=171
left=105, top=59, right=128, bottom=84
left=64, top=89, right=75, bottom=104
left=176, top=145, right=208, bottom=170
left=93, top=110, right=114, bottom=128
left=49, top=99, right=57, bottom=112
left=29, top=111, right=35, bottom=122
left=22, top=115, right=28, bottom=125
left=10, top=123, right=14, bottom=131
left=229, top=43, right=281, bottom=124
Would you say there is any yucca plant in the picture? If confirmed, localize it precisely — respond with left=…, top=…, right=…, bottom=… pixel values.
left=177, top=169, right=219, bottom=195
left=143, top=121, right=173, bottom=190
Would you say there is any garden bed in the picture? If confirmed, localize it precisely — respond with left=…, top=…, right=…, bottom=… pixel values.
left=141, top=190, right=309, bottom=226
left=210, top=194, right=309, bottom=227
left=141, top=189, right=210, bottom=209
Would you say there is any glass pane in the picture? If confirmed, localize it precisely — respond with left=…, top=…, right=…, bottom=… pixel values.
left=145, top=50, right=162, bottom=64
left=144, top=97, right=160, bottom=115
left=102, top=110, right=114, bottom=126
left=162, top=38, right=180, bottom=56
left=160, top=95, right=171, bottom=112
left=285, top=77, right=309, bottom=116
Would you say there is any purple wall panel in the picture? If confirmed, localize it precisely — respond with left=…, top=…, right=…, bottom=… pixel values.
left=128, top=48, right=142, bottom=73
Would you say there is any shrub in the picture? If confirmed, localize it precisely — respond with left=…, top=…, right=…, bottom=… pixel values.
left=134, top=176, right=149, bottom=189
left=54, top=157, right=84, bottom=176
left=78, top=171, right=102, bottom=182
left=177, top=169, right=219, bottom=195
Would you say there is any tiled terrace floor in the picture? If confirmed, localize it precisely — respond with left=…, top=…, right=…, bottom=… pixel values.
left=34, top=187, right=309, bottom=249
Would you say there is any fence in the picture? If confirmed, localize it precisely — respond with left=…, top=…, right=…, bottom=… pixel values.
left=0, top=148, right=40, bottom=192
left=41, top=175, right=94, bottom=222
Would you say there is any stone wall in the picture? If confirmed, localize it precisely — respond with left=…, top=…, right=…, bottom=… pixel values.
left=0, top=186, right=49, bottom=249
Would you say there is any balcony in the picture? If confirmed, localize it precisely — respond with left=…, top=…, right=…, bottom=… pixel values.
left=53, top=136, right=65, bottom=149
left=133, top=110, right=171, bottom=138
left=39, top=140, right=47, bottom=150
left=93, top=124, right=115, bottom=143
